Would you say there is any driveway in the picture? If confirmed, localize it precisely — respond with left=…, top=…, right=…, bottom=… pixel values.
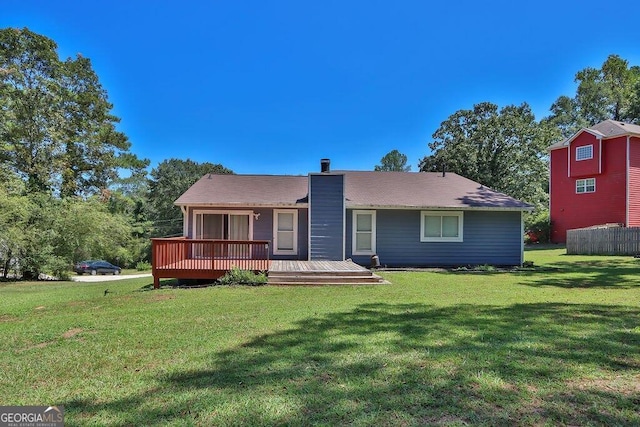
left=72, top=273, right=152, bottom=283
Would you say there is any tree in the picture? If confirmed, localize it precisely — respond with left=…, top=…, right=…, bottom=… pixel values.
left=0, top=27, right=148, bottom=196
left=147, top=159, right=233, bottom=237
left=419, top=102, right=554, bottom=208
left=545, top=55, right=640, bottom=137
left=374, top=149, right=411, bottom=172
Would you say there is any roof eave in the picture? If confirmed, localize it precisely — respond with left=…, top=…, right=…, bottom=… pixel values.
left=346, top=204, right=534, bottom=211
left=174, top=202, right=309, bottom=208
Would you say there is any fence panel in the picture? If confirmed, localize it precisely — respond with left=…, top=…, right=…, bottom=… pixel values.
left=567, top=227, right=640, bottom=255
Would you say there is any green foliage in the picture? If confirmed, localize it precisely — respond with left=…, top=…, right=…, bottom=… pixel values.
left=544, top=54, right=640, bottom=137
left=419, top=102, right=553, bottom=208
left=135, top=261, right=151, bottom=271
left=218, top=267, right=268, bottom=286
left=374, top=149, right=411, bottom=171
left=0, top=27, right=148, bottom=196
left=525, top=209, right=551, bottom=244
left=147, top=158, right=233, bottom=237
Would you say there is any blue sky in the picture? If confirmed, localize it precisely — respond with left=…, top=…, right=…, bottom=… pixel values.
left=3, top=0, right=640, bottom=175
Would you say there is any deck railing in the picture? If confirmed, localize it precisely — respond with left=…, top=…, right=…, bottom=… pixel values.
left=151, top=237, right=271, bottom=277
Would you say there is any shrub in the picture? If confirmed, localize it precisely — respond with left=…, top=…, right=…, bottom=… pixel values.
left=136, top=261, right=152, bottom=271
left=525, top=209, right=551, bottom=244
left=218, top=267, right=268, bottom=286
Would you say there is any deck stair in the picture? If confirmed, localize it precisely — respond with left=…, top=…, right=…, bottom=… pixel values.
left=268, top=260, right=387, bottom=285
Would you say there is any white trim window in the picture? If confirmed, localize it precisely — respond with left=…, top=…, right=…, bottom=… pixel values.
left=576, top=145, right=593, bottom=161
left=273, top=209, right=298, bottom=255
left=576, top=178, right=596, bottom=194
left=421, top=211, right=463, bottom=242
left=352, top=210, right=376, bottom=255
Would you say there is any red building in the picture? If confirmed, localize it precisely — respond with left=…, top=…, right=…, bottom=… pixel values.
left=550, top=120, right=640, bottom=243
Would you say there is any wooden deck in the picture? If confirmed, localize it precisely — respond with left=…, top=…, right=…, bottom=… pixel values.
left=270, top=260, right=369, bottom=273
left=151, top=238, right=270, bottom=288
left=151, top=238, right=386, bottom=286
left=268, top=260, right=386, bottom=285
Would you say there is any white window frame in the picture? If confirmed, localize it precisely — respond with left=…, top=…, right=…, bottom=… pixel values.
left=192, top=210, right=254, bottom=240
left=576, top=178, right=596, bottom=194
left=352, top=210, right=376, bottom=255
left=273, top=209, right=298, bottom=255
left=420, top=211, right=464, bottom=242
left=576, top=145, right=593, bottom=161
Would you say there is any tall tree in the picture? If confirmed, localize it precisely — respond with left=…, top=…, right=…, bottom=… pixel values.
left=374, top=149, right=411, bottom=171
left=545, top=54, right=640, bottom=137
left=147, top=159, right=233, bottom=237
left=419, top=102, right=554, bottom=207
left=0, top=27, right=148, bottom=196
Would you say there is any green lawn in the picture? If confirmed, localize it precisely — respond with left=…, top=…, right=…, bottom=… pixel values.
left=1, top=247, right=639, bottom=426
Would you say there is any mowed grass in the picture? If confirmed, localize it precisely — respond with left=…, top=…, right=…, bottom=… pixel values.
left=1, top=247, right=639, bottom=426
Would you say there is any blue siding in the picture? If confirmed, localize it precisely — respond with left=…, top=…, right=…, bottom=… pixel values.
left=346, top=209, right=522, bottom=266
left=253, top=208, right=308, bottom=260
left=309, top=174, right=345, bottom=260
left=186, top=207, right=308, bottom=260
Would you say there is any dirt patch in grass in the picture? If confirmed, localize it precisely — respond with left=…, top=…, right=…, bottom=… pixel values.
left=34, top=306, right=45, bottom=310
left=62, top=328, right=83, bottom=339
left=568, top=375, right=640, bottom=395
left=19, top=341, right=52, bottom=352
left=0, top=314, right=18, bottom=322
left=147, top=294, right=175, bottom=302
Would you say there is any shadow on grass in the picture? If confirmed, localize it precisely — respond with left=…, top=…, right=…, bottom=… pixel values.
left=64, top=303, right=640, bottom=425
left=519, top=258, right=640, bottom=289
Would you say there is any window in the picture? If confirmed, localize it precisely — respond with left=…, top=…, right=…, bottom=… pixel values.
left=420, top=211, right=463, bottom=242
left=352, top=210, right=376, bottom=255
left=576, top=145, right=593, bottom=161
left=273, top=210, right=298, bottom=255
left=576, top=178, right=596, bottom=194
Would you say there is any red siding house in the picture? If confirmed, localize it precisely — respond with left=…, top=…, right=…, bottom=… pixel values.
left=549, top=120, right=640, bottom=243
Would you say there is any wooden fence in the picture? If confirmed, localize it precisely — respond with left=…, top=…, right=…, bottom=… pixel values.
left=567, top=227, right=640, bottom=255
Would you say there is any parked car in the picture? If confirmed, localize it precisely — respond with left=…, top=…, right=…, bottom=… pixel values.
left=74, top=260, right=122, bottom=275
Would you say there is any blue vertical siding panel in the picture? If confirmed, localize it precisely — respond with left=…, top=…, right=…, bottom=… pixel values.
left=309, top=174, right=345, bottom=260
left=346, top=209, right=522, bottom=266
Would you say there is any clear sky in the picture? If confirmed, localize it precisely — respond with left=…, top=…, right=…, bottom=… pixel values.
left=3, top=0, right=640, bottom=175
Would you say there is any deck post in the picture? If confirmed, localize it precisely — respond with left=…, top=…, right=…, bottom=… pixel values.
left=153, top=276, right=160, bottom=289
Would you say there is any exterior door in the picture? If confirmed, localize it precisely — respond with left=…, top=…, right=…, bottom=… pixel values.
left=228, top=214, right=250, bottom=258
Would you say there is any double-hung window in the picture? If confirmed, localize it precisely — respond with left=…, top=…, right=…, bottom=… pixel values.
left=273, top=210, right=298, bottom=255
left=352, top=210, right=376, bottom=255
left=420, top=211, right=463, bottom=242
left=576, top=178, right=595, bottom=194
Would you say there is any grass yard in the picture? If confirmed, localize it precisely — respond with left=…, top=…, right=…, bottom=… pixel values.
left=1, top=247, right=639, bottom=426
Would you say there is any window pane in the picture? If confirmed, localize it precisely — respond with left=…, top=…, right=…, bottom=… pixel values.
left=424, top=216, right=441, bottom=237
left=576, top=145, right=592, bottom=160
left=356, top=214, right=372, bottom=232
left=442, top=216, right=459, bottom=237
left=278, top=212, right=294, bottom=231
left=278, top=231, right=294, bottom=250
left=356, top=232, right=372, bottom=251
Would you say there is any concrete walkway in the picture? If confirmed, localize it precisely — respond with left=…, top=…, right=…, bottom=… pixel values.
left=72, top=273, right=152, bottom=283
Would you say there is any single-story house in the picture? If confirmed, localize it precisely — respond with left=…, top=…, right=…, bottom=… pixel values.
left=151, top=160, right=532, bottom=287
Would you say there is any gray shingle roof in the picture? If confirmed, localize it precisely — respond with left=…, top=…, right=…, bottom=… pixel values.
left=174, top=174, right=309, bottom=206
left=549, top=119, right=640, bottom=150
left=176, top=171, right=532, bottom=210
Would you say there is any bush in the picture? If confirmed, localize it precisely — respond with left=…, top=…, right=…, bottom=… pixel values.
left=218, top=267, right=268, bottom=286
left=525, top=209, right=551, bottom=244
left=136, top=261, right=152, bottom=271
